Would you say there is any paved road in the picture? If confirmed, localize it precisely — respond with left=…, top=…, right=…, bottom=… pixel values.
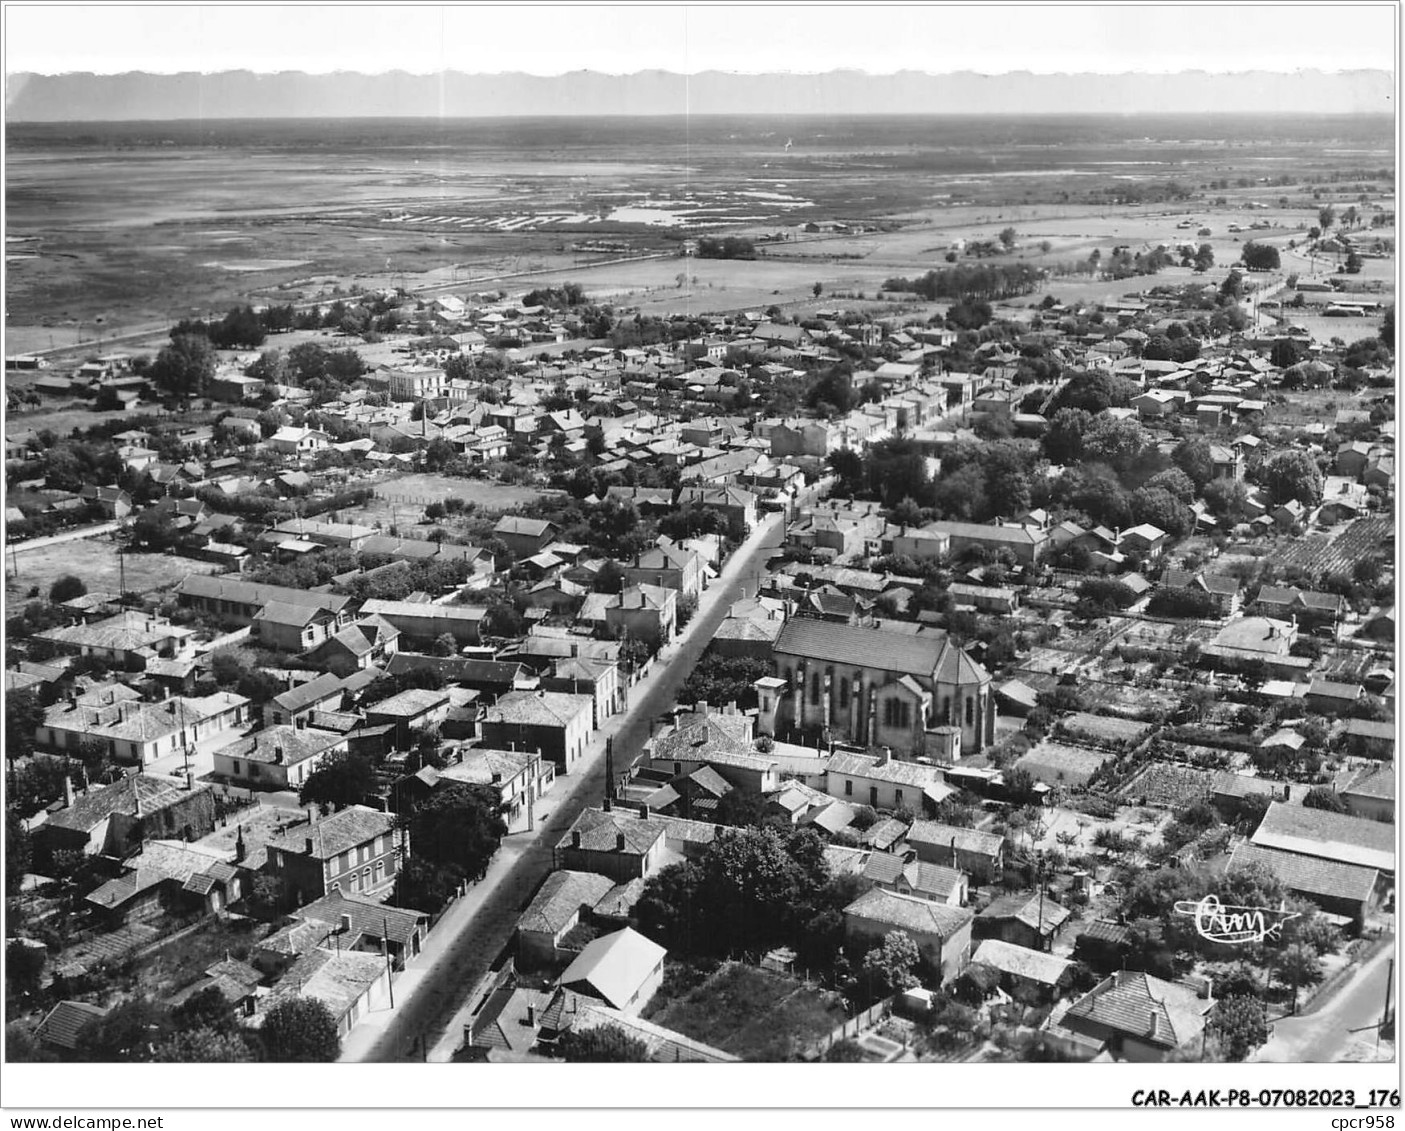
left=346, top=513, right=786, bottom=1062
left=8, top=522, right=119, bottom=552
left=1253, top=940, right=1395, bottom=1063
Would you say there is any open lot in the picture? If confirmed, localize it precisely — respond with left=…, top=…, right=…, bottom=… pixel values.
left=645, top=961, right=847, bottom=1061
left=5, top=540, right=221, bottom=601
left=350, top=474, right=559, bottom=522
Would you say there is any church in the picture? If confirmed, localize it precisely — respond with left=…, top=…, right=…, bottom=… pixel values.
left=755, top=618, right=994, bottom=760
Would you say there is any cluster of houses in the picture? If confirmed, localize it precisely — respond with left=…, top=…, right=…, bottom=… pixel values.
left=8, top=269, right=1396, bottom=1062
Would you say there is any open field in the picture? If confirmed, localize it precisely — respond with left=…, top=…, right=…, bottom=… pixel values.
left=5, top=541, right=221, bottom=601
left=7, top=113, right=1391, bottom=332
left=329, top=473, right=562, bottom=530
left=646, top=962, right=847, bottom=1061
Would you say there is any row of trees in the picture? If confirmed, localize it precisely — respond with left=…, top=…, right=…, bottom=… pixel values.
left=883, top=262, right=1043, bottom=303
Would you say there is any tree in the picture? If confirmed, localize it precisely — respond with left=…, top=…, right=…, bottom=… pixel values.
left=402, top=783, right=506, bottom=877
left=151, top=1027, right=255, bottom=1062
left=78, top=998, right=176, bottom=1062
left=1264, top=450, right=1324, bottom=507
left=1240, top=242, right=1281, bottom=271
left=6, top=687, right=45, bottom=763
left=1270, top=338, right=1304, bottom=369
left=1082, top=417, right=1150, bottom=477
left=1302, top=786, right=1347, bottom=813
left=149, top=333, right=216, bottom=400
left=1381, top=305, right=1394, bottom=348
left=1318, top=205, right=1336, bottom=234
left=999, top=226, right=1017, bottom=250
left=812, top=281, right=823, bottom=299
left=1344, top=251, right=1363, bottom=275
left=1043, top=407, right=1093, bottom=465
left=824, top=1039, right=867, bottom=1062
left=48, top=574, right=88, bottom=604
left=714, top=788, right=769, bottom=829
left=1131, top=486, right=1193, bottom=538
left=1278, top=942, right=1323, bottom=991
left=556, top=1023, right=650, bottom=1062
left=432, top=632, right=458, bottom=658
left=1193, top=243, right=1215, bottom=273
left=862, top=930, right=922, bottom=996
left=6, top=807, right=33, bottom=896
left=259, top=998, right=340, bottom=1062
left=299, top=750, right=377, bottom=809
left=1145, top=467, right=1196, bottom=503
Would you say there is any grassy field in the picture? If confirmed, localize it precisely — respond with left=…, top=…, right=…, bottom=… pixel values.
left=646, top=961, right=847, bottom=1061
left=6, top=541, right=220, bottom=601
left=330, top=473, right=560, bottom=530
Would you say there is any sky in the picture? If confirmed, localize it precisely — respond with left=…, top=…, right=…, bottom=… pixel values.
left=4, top=2, right=1398, bottom=75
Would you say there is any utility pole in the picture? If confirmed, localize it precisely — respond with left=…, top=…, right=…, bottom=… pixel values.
left=384, top=917, right=395, bottom=1009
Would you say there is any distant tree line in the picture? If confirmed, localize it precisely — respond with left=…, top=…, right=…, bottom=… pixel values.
left=696, top=237, right=756, bottom=260
left=882, top=262, right=1042, bottom=302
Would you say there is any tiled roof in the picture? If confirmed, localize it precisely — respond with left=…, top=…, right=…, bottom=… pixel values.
left=1063, top=970, right=1210, bottom=1049
left=907, top=820, right=1004, bottom=860
left=1230, top=842, right=1378, bottom=905
left=297, top=890, right=428, bottom=946
left=1251, top=801, right=1395, bottom=873
left=263, top=947, right=385, bottom=1023
left=267, top=805, right=395, bottom=861
left=519, top=870, right=616, bottom=935
left=977, top=890, right=1071, bottom=934
left=775, top=619, right=949, bottom=677
left=844, top=887, right=974, bottom=937
left=972, top=939, right=1074, bottom=986
left=827, top=751, right=948, bottom=791
left=561, top=808, right=666, bottom=856
left=220, top=725, right=343, bottom=767
left=1342, top=763, right=1395, bottom=802
left=487, top=689, right=593, bottom=728
left=1077, top=920, right=1134, bottom=947
left=45, top=773, right=191, bottom=833
left=35, top=1001, right=106, bottom=1050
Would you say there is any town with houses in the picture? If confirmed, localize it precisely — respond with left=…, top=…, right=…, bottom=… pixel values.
left=3, top=218, right=1398, bottom=1066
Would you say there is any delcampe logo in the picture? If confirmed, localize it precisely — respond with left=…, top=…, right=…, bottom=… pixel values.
left=1172, top=895, right=1301, bottom=945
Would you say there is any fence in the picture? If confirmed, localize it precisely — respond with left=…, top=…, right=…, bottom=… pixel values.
left=803, top=996, right=894, bottom=1060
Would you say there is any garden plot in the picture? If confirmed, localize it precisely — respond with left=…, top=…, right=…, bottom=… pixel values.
left=1114, top=762, right=1216, bottom=809
left=1014, top=740, right=1113, bottom=789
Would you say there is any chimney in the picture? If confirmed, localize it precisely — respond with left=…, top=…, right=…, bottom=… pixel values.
left=526, top=1003, right=537, bottom=1027
left=339, top=913, right=352, bottom=934
left=640, top=804, right=651, bottom=819
left=63, top=774, right=74, bottom=809
left=1148, top=1014, right=1161, bottom=1041
left=878, top=746, right=892, bottom=766
left=274, top=747, right=285, bottom=765
left=615, top=831, right=626, bottom=852
left=602, top=797, right=612, bottom=812
left=697, top=700, right=709, bottom=717
left=950, top=837, right=959, bottom=870
left=714, top=824, right=725, bottom=839
left=305, top=837, right=315, bottom=855
left=572, top=830, right=582, bottom=848
left=68, top=693, right=78, bottom=711
left=235, top=824, right=246, bottom=863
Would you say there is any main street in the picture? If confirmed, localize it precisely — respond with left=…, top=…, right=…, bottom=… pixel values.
left=343, top=511, right=786, bottom=1062
left=1252, top=939, right=1396, bottom=1063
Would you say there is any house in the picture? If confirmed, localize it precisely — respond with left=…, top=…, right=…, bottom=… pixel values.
left=35, top=610, right=197, bottom=670
left=1160, top=570, right=1240, bottom=617
left=259, top=947, right=389, bottom=1039
left=1305, top=679, right=1364, bottom=715
left=865, top=853, right=967, bottom=905
left=1055, top=970, right=1214, bottom=1062
left=927, top=521, right=1047, bottom=566
left=558, top=927, right=666, bottom=1017
left=365, top=687, right=453, bottom=747
left=648, top=704, right=779, bottom=793
left=907, top=821, right=1004, bottom=882
left=309, top=616, right=402, bottom=676
left=517, top=870, right=618, bottom=967
left=824, top=748, right=954, bottom=815
left=38, top=774, right=217, bottom=861
left=974, top=890, right=1072, bottom=951
left=541, top=656, right=623, bottom=728
left=33, top=1001, right=107, bottom=1053
left=1120, top=523, right=1169, bottom=561
left=288, top=890, right=429, bottom=969
left=1340, top=718, right=1396, bottom=760
left=264, top=805, right=401, bottom=906
left=604, top=584, right=678, bottom=649
left=843, top=887, right=974, bottom=984
left=1250, top=801, right=1394, bottom=877
left=356, top=599, right=487, bottom=649
left=494, top=516, right=559, bottom=560
left=268, top=426, right=330, bottom=460
left=763, top=618, right=995, bottom=757
left=970, top=939, right=1074, bottom=1001
left=86, top=840, right=244, bottom=923
left=623, top=539, right=705, bottom=602
left=268, top=672, right=350, bottom=728
left=176, top=575, right=352, bottom=629
left=480, top=689, right=593, bottom=772
left=557, top=807, right=668, bottom=883
left=252, top=601, right=341, bottom=653
left=1337, top=763, right=1395, bottom=824
left=1229, top=842, right=1378, bottom=932
left=436, top=746, right=553, bottom=833
left=38, top=692, right=250, bottom=768
left=212, top=725, right=347, bottom=792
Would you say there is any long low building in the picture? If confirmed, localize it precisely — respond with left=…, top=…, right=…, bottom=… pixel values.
left=176, top=574, right=353, bottom=627
left=357, top=598, right=488, bottom=647
left=1229, top=842, right=1380, bottom=931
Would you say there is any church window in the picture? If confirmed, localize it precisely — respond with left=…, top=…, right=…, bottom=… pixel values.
left=966, top=697, right=974, bottom=726
left=811, top=672, right=821, bottom=705
left=839, top=678, right=850, bottom=710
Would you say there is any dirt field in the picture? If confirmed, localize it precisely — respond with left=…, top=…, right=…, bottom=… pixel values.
left=5, top=541, right=221, bottom=601
left=330, top=474, right=560, bottom=529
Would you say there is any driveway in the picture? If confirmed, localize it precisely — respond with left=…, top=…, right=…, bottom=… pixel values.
left=341, top=512, right=787, bottom=1062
